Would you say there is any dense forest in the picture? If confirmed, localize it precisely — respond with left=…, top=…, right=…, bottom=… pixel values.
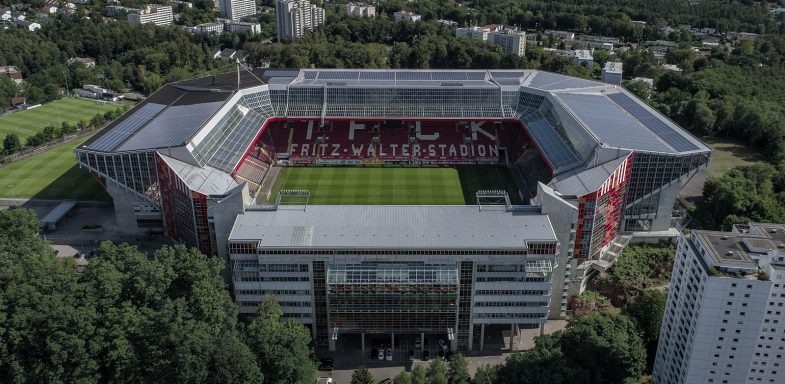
left=0, top=208, right=316, bottom=383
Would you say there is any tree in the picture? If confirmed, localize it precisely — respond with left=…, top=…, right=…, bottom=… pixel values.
left=473, top=364, right=498, bottom=384
left=559, top=312, right=647, bottom=384
left=626, top=289, right=667, bottom=370
left=496, top=333, right=584, bottom=384
left=394, top=371, right=413, bottom=384
left=244, top=296, right=316, bottom=384
left=447, top=354, right=469, bottom=384
left=2, top=133, right=21, bottom=155
left=412, top=364, right=427, bottom=384
left=351, top=367, right=375, bottom=384
left=426, top=358, right=448, bottom=384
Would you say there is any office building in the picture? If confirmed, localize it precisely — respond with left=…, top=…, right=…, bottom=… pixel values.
left=218, top=0, right=256, bottom=21
left=127, top=4, right=173, bottom=26
left=275, top=0, right=325, bottom=40
left=653, top=223, right=785, bottom=384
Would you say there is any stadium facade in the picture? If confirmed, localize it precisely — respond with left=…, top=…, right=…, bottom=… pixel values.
left=75, top=68, right=710, bottom=350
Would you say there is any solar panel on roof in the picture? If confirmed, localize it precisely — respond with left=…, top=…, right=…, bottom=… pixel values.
left=263, top=69, right=300, bottom=77
left=303, top=71, right=318, bottom=79
left=466, top=72, right=487, bottom=80
left=491, top=71, right=527, bottom=79
left=359, top=71, right=395, bottom=80
left=528, top=72, right=603, bottom=90
left=397, top=71, right=431, bottom=81
left=432, top=72, right=466, bottom=81
left=608, top=93, right=699, bottom=152
left=88, top=103, right=166, bottom=151
left=117, top=101, right=225, bottom=151
left=558, top=93, right=671, bottom=153
left=319, top=71, right=359, bottom=80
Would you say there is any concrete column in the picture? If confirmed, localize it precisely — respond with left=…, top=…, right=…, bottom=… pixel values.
left=509, top=323, right=515, bottom=351
left=329, top=335, right=336, bottom=352
left=468, top=325, right=474, bottom=351
left=361, top=333, right=365, bottom=356
left=391, top=333, right=395, bottom=358
left=479, top=323, right=485, bottom=351
left=540, top=323, right=545, bottom=336
left=421, top=333, right=425, bottom=352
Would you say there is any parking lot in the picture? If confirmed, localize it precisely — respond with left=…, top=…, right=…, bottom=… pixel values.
left=363, top=335, right=451, bottom=364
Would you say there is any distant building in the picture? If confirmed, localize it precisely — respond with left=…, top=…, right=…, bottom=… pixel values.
left=223, top=20, right=261, bottom=34
left=572, top=49, right=593, bottom=67
left=68, top=57, right=96, bottom=69
left=437, top=19, right=457, bottom=27
left=193, top=21, right=224, bottom=34
left=105, top=5, right=128, bottom=17
left=456, top=26, right=526, bottom=56
left=218, top=0, right=256, bottom=21
left=193, top=19, right=261, bottom=35
left=545, top=30, right=575, bottom=40
left=653, top=223, right=785, bottom=384
left=631, top=77, right=654, bottom=86
left=127, top=4, right=173, bottom=26
left=601, top=62, right=623, bottom=85
left=275, top=0, right=325, bottom=41
left=393, top=11, right=421, bottom=23
left=0, top=66, right=23, bottom=85
left=75, top=84, right=123, bottom=102
left=661, top=63, right=682, bottom=72
left=42, top=5, right=58, bottom=13
left=345, top=2, right=375, bottom=18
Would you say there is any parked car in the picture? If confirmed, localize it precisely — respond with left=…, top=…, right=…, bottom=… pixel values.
left=408, top=349, right=415, bottom=361
left=437, top=350, right=445, bottom=360
left=318, top=358, right=334, bottom=371
left=424, top=339, right=430, bottom=350
left=316, top=377, right=333, bottom=384
left=422, top=350, right=430, bottom=361
left=445, top=350, right=454, bottom=361
left=371, top=348, right=379, bottom=360
left=377, top=348, right=385, bottom=360
left=385, top=348, right=393, bottom=361
left=414, top=338, right=421, bottom=350
left=379, top=379, right=392, bottom=384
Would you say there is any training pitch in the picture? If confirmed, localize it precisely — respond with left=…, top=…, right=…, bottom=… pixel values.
left=269, top=166, right=522, bottom=205
left=0, top=98, right=120, bottom=140
left=0, top=136, right=108, bottom=201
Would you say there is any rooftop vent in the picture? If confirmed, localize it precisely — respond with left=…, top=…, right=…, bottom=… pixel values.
left=779, top=243, right=785, bottom=249
left=721, top=235, right=729, bottom=240
left=770, top=228, right=778, bottom=233
left=727, top=250, right=734, bottom=256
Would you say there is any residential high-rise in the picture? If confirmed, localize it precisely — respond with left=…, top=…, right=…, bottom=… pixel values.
left=275, top=0, right=325, bottom=41
left=218, top=0, right=256, bottom=21
left=456, top=26, right=527, bottom=56
left=652, top=223, right=785, bottom=384
left=345, top=2, right=375, bottom=18
left=127, top=4, right=173, bottom=26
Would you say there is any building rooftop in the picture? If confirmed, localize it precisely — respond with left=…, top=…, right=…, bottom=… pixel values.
left=691, top=230, right=763, bottom=276
left=603, top=62, right=623, bottom=74
left=229, top=205, right=557, bottom=250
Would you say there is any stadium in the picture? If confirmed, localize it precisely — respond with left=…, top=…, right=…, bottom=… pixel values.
left=75, top=68, right=710, bottom=352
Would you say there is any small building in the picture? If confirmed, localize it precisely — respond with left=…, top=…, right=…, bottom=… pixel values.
left=42, top=5, right=58, bottom=13
left=223, top=20, right=261, bottom=34
left=572, top=49, right=593, bottom=67
left=0, top=65, right=23, bottom=85
left=75, top=84, right=123, bottom=101
left=193, top=21, right=224, bottom=34
left=345, top=2, right=375, bottom=18
left=40, top=201, right=77, bottom=232
left=661, top=64, right=682, bottom=72
left=68, top=57, right=96, bottom=69
left=545, top=30, right=575, bottom=40
left=601, top=62, right=623, bottom=85
left=393, top=11, right=420, bottom=23
left=456, top=26, right=526, bottom=56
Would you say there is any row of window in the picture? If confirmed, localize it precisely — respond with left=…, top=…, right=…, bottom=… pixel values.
left=475, top=277, right=547, bottom=282
left=235, top=289, right=311, bottom=296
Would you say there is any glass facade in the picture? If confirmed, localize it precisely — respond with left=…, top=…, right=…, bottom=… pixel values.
left=77, top=150, right=160, bottom=203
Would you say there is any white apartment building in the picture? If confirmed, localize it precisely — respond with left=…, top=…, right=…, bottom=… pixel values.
left=456, top=26, right=527, bottom=56
left=224, top=20, right=261, bottom=34
left=653, top=223, right=785, bottom=384
left=276, top=0, right=325, bottom=41
left=602, top=62, right=623, bottom=85
left=218, top=0, right=256, bottom=21
left=127, top=4, right=173, bottom=26
left=393, top=11, right=421, bottom=23
left=346, top=2, right=375, bottom=18
left=573, top=49, right=594, bottom=67
left=193, top=21, right=224, bottom=34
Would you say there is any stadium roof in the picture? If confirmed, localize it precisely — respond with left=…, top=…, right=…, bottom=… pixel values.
left=79, top=68, right=709, bottom=176
left=158, top=153, right=238, bottom=196
left=228, top=205, right=557, bottom=249
left=550, top=155, right=629, bottom=197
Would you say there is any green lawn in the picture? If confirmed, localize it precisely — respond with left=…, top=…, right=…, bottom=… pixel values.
left=0, top=98, right=120, bottom=140
left=270, top=166, right=522, bottom=205
left=0, top=136, right=109, bottom=201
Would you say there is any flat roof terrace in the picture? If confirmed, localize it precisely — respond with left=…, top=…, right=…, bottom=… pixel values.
left=228, top=205, right=557, bottom=250
left=692, top=231, right=762, bottom=275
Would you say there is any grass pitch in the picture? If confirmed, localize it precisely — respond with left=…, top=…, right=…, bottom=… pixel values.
left=270, top=166, right=522, bottom=205
left=0, top=98, right=120, bottom=140
left=0, top=136, right=109, bottom=201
